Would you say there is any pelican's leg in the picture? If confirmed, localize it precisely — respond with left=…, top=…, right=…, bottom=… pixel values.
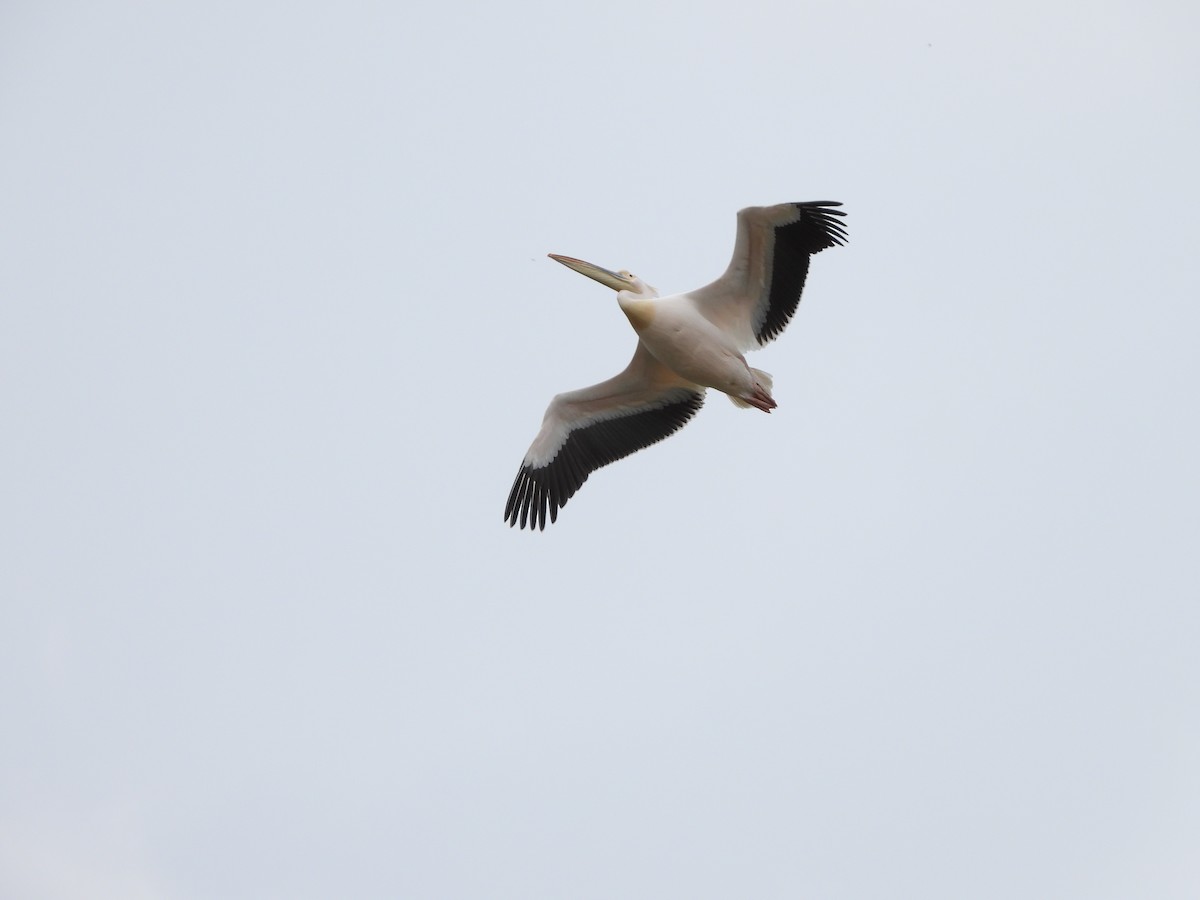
left=743, top=384, right=777, bottom=413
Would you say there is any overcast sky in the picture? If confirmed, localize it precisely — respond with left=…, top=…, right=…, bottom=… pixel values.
left=2, top=2, right=1199, bottom=898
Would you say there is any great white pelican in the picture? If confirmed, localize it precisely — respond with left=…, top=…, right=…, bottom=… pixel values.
left=505, top=201, right=848, bottom=530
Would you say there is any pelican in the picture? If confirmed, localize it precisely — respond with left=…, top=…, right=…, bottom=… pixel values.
left=505, top=201, right=848, bottom=530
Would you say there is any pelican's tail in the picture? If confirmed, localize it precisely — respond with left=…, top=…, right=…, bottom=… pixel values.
left=728, top=369, right=776, bottom=413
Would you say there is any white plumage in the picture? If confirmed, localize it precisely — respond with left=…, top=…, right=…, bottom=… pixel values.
left=505, top=201, right=848, bottom=530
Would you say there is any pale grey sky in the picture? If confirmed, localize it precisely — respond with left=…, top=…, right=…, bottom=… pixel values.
left=2, top=1, right=1198, bottom=898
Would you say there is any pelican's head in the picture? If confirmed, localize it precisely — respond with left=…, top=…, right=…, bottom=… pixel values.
left=549, top=254, right=656, bottom=298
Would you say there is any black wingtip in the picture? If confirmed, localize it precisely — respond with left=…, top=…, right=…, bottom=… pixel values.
left=754, top=202, right=848, bottom=345
left=793, top=202, right=849, bottom=249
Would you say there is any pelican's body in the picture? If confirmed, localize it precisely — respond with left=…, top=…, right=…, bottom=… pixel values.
left=506, top=201, right=848, bottom=530
left=618, top=290, right=774, bottom=410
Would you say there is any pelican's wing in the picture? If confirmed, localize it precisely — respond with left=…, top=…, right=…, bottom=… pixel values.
left=505, top=343, right=705, bottom=530
left=690, top=201, right=847, bottom=350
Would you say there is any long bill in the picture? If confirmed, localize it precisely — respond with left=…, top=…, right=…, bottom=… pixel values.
left=548, top=254, right=635, bottom=292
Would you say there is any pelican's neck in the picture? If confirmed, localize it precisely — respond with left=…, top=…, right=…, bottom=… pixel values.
left=618, top=284, right=658, bottom=331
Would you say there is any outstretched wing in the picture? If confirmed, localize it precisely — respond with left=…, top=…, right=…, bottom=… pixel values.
left=505, top=343, right=705, bottom=530
left=689, top=201, right=847, bottom=350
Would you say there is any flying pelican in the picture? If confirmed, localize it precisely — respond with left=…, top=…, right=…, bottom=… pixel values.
left=505, top=201, right=847, bottom=530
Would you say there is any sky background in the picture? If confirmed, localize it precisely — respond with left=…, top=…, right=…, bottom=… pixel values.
left=2, top=1, right=1199, bottom=898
